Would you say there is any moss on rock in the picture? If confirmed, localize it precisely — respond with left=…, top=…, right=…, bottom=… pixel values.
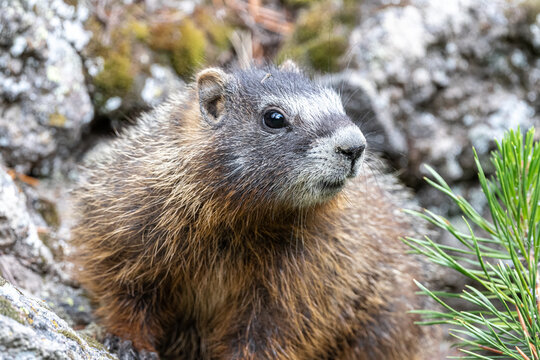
left=195, top=10, right=232, bottom=51
left=150, top=18, right=207, bottom=78
left=0, top=297, right=25, bottom=325
left=48, top=112, right=67, bottom=127
left=58, top=329, right=84, bottom=347
left=172, top=20, right=207, bottom=78
left=282, top=0, right=321, bottom=9
left=129, top=20, right=150, bottom=41
left=94, top=52, right=134, bottom=99
left=522, top=0, right=540, bottom=24
left=277, top=0, right=357, bottom=73
left=36, top=198, right=60, bottom=229
left=306, top=35, right=348, bottom=72
left=294, top=8, right=328, bottom=43
left=84, top=16, right=138, bottom=109
left=80, top=334, right=106, bottom=352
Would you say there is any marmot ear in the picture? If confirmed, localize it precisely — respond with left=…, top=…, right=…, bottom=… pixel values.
left=279, top=59, right=301, bottom=73
left=196, top=68, right=229, bottom=125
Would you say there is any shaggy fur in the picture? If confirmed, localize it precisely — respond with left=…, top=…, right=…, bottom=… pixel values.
left=72, top=65, right=436, bottom=359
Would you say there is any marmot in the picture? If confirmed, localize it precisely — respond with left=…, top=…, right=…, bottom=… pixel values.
left=73, top=62, right=437, bottom=359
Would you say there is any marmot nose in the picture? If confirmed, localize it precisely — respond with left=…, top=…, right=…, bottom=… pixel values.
left=336, top=144, right=365, bottom=162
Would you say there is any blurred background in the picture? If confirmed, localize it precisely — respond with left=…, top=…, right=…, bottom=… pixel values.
left=0, top=0, right=540, bottom=356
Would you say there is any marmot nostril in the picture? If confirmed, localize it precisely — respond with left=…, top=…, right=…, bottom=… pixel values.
left=336, top=143, right=366, bottom=162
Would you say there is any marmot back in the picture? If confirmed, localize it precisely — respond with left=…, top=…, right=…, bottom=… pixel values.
left=72, top=62, right=438, bottom=359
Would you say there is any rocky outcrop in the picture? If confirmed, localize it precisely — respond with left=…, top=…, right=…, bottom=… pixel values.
left=0, top=277, right=115, bottom=359
left=0, top=164, right=106, bottom=356
left=0, top=0, right=94, bottom=175
left=342, top=0, right=539, bottom=195
left=0, top=166, right=53, bottom=283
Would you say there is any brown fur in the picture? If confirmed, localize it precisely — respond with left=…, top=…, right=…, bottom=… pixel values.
left=72, top=67, right=437, bottom=359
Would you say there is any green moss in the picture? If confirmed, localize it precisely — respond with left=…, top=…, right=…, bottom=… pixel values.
left=129, top=20, right=150, bottom=41
left=0, top=297, right=24, bottom=325
left=278, top=34, right=347, bottom=73
left=85, top=11, right=145, bottom=103
left=80, top=334, right=106, bottom=352
left=206, top=22, right=231, bottom=50
left=172, top=20, right=207, bottom=78
left=283, top=0, right=320, bottom=8
left=62, top=0, right=78, bottom=6
left=0, top=277, right=6, bottom=287
left=38, top=232, right=53, bottom=256
left=150, top=19, right=207, bottom=78
left=149, top=21, right=180, bottom=51
left=337, top=0, right=359, bottom=26
left=84, top=17, right=108, bottom=56
left=94, top=52, right=134, bottom=98
left=275, top=46, right=308, bottom=68
left=195, top=10, right=232, bottom=50
left=59, top=329, right=84, bottom=347
left=276, top=0, right=356, bottom=73
left=306, top=35, right=347, bottom=72
left=294, top=8, right=329, bottom=43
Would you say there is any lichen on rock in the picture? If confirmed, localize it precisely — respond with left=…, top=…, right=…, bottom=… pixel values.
left=0, top=0, right=93, bottom=175
left=0, top=277, right=115, bottom=359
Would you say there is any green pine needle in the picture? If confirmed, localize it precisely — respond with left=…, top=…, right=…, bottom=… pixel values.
left=405, top=127, right=540, bottom=359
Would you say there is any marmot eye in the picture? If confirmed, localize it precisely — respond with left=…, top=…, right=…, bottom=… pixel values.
left=263, top=110, right=286, bottom=129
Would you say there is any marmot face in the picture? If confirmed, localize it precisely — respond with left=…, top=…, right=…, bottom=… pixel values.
left=196, top=65, right=366, bottom=209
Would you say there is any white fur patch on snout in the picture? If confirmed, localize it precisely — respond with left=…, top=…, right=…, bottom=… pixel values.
left=289, top=125, right=366, bottom=206
left=307, top=125, right=366, bottom=178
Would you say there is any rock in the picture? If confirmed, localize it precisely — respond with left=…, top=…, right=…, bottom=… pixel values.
left=346, top=0, right=539, bottom=189
left=144, top=0, right=200, bottom=14
left=0, top=0, right=93, bottom=175
left=0, top=277, right=115, bottom=359
left=81, top=2, right=190, bottom=127
left=141, top=64, right=185, bottom=107
left=40, top=282, right=94, bottom=329
left=0, top=164, right=103, bottom=354
left=0, top=166, right=53, bottom=275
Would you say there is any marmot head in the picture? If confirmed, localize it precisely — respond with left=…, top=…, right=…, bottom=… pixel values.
left=195, top=62, right=366, bottom=209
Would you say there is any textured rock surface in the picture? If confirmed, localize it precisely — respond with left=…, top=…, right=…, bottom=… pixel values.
left=0, top=166, right=53, bottom=277
left=0, top=163, right=99, bottom=332
left=0, top=0, right=93, bottom=175
left=345, top=0, right=539, bottom=194
left=0, top=277, right=115, bottom=359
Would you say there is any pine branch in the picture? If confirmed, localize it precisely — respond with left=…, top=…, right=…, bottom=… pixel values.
left=406, top=127, right=540, bottom=359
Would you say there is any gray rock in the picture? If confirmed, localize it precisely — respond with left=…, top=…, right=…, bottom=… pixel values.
left=144, top=0, right=200, bottom=14
left=40, top=282, right=94, bottom=329
left=0, top=165, right=102, bottom=354
left=141, top=64, right=185, bottom=108
left=0, top=0, right=93, bottom=175
left=0, top=166, right=53, bottom=275
left=346, top=0, right=540, bottom=186
left=86, top=39, right=186, bottom=125
left=0, top=277, right=115, bottom=359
